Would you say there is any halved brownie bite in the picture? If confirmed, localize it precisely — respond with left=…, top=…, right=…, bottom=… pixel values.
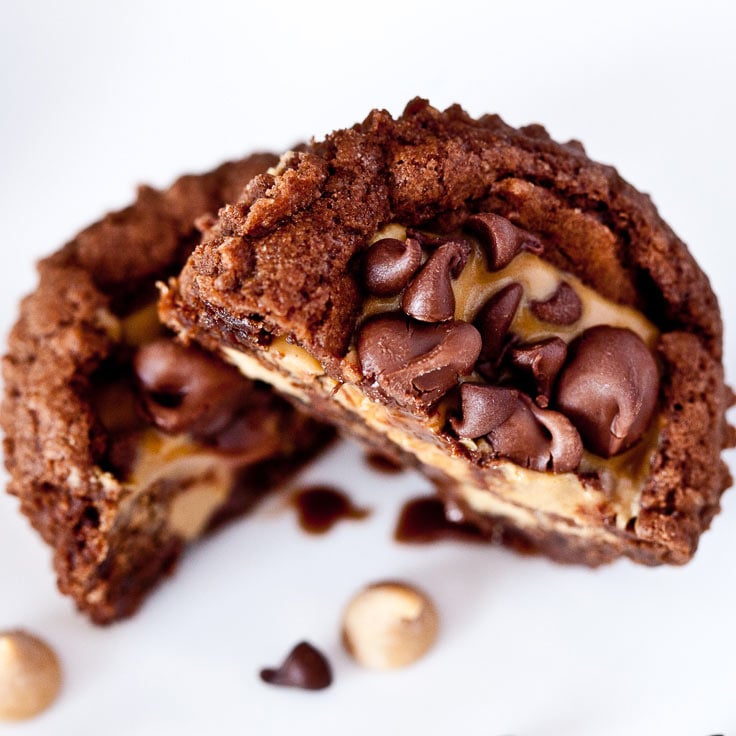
left=162, top=99, right=735, bottom=566
left=1, top=154, right=332, bottom=624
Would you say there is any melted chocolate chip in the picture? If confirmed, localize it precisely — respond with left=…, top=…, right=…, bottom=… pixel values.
left=555, top=326, right=659, bottom=457
left=450, top=384, right=519, bottom=439
left=509, top=337, right=568, bottom=407
left=530, top=282, right=583, bottom=325
left=290, top=486, right=370, bottom=534
left=450, top=384, right=582, bottom=472
left=363, top=237, right=422, bottom=297
left=134, top=339, right=250, bottom=436
left=465, top=213, right=543, bottom=270
left=401, top=240, right=471, bottom=322
left=357, top=314, right=482, bottom=409
left=473, top=283, right=523, bottom=379
left=260, top=642, right=333, bottom=691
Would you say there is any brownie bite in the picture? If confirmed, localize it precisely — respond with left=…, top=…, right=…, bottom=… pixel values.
left=162, top=99, right=735, bottom=566
left=1, top=154, right=333, bottom=624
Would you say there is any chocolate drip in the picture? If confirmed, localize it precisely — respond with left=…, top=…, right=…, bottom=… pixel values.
left=290, top=486, right=370, bottom=534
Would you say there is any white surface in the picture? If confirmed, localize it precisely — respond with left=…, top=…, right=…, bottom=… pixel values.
left=1, top=1, right=735, bottom=734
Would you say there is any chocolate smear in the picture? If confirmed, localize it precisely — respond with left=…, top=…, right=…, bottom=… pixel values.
left=395, top=496, right=486, bottom=544
left=509, top=337, right=568, bottom=407
left=291, top=486, right=370, bottom=535
left=555, top=326, right=659, bottom=457
left=401, top=240, right=471, bottom=322
left=363, top=237, right=422, bottom=297
left=473, top=283, right=523, bottom=379
left=357, top=314, right=482, bottom=410
left=260, top=642, right=333, bottom=691
left=530, top=281, right=583, bottom=326
left=364, top=451, right=404, bottom=474
left=451, top=384, right=582, bottom=473
left=465, top=213, right=543, bottom=270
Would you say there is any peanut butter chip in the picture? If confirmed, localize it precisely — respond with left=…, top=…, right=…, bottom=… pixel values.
left=0, top=630, right=62, bottom=721
left=342, top=582, right=439, bottom=669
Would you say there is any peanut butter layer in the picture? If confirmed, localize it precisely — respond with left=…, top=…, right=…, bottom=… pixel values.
left=1, top=153, right=332, bottom=624
left=163, top=99, right=734, bottom=566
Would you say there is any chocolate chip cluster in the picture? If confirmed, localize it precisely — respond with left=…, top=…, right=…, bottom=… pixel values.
left=356, top=213, right=660, bottom=472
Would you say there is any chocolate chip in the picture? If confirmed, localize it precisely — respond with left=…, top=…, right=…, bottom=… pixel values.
left=555, top=326, right=660, bottom=457
left=401, top=240, right=471, bottom=322
left=134, top=338, right=249, bottom=436
left=509, top=337, right=568, bottom=407
left=363, top=237, right=422, bottom=297
left=526, top=399, right=584, bottom=473
left=450, top=383, right=519, bottom=439
left=465, top=213, right=543, bottom=270
left=260, top=642, right=332, bottom=691
left=530, top=282, right=583, bottom=325
left=357, top=313, right=482, bottom=410
left=473, top=283, right=523, bottom=378
left=450, top=384, right=582, bottom=472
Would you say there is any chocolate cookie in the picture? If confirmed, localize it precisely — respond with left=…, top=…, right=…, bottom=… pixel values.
left=1, top=154, right=333, bottom=624
left=162, top=99, right=735, bottom=566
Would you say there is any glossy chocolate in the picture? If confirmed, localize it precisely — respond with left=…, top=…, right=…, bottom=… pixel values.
left=290, top=486, right=370, bottom=534
left=464, top=212, right=543, bottom=270
left=451, top=384, right=582, bottom=472
left=509, top=337, right=568, bottom=407
left=357, top=313, right=482, bottom=409
left=401, top=240, right=471, bottom=322
left=260, top=642, right=333, bottom=691
left=134, top=338, right=248, bottom=436
left=473, top=283, right=523, bottom=379
left=394, top=496, right=486, bottom=544
left=363, top=237, right=422, bottom=297
left=555, top=325, right=660, bottom=457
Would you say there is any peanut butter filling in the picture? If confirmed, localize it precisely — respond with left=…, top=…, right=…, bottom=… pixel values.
left=223, top=219, right=663, bottom=535
left=93, top=303, right=266, bottom=543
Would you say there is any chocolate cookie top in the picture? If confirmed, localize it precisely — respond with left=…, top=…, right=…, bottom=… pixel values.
left=165, top=100, right=734, bottom=564
left=1, top=153, right=288, bottom=622
left=171, top=98, right=721, bottom=369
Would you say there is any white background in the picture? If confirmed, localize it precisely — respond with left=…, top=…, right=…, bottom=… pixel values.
left=1, top=1, right=735, bottom=734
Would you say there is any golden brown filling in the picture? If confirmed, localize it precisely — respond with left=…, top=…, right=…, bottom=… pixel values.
left=92, top=302, right=279, bottom=541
